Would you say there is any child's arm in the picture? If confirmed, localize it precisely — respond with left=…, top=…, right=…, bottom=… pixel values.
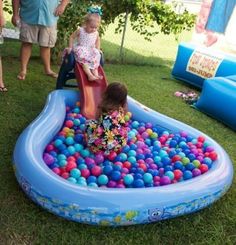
left=67, top=28, right=80, bottom=53
left=95, top=35, right=101, bottom=51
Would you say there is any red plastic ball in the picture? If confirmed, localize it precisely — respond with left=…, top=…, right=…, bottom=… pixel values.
left=199, top=164, right=209, bottom=173
left=107, top=151, right=117, bottom=161
left=65, top=120, right=74, bottom=128
left=172, top=155, right=182, bottom=162
left=197, top=136, right=205, bottom=143
left=61, top=172, right=69, bottom=179
left=81, top=168, right=90, bottom=178
left=91, top=166, right=102, bottom=176
left=65, top=161, right=77, bottom=172
left=173, top=169, right=183, bottom=180
left=139, top=163, right=147, bottom=172
left=123, top=161, right=131, bottom=169
left=209, top=151, right=218, bottom=161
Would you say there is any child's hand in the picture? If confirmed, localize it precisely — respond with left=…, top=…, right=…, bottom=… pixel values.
left=66, top=48, right=72, bottom=54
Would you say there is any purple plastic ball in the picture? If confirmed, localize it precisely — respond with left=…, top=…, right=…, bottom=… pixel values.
left=160, top=176, right=171, bottom=185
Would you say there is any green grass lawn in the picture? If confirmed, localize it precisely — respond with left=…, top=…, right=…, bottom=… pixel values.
left=0, top=33, right=236, bottom=244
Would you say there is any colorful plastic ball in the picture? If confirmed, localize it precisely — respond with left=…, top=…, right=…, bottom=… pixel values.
left=94, top=154, right=104, bottom=164
left=97, top=175, right=109, bottom=185
left=65, top=136, right=74, bottom=145
left=91, top=166, right=102, bottom=176
left=67, top=146, right=76, bottom=155
left=209, top=151, right=218, bottom=161
left=111, top=171, right=121, bottom=181
left=192, top=159, right=201, bottom=168
left=43, top=153, right=55, bottom=165
left=181, top=157, right=190, bottom=165
left=127, top=156, right=136, bottom=164
left=87, top=175, right=97, bottom=184
left=80, top=149, right=90, bottom=158
left=81, top=168, right=90, bottom=178
left=133, top=179, right=145, bottom=188
left=52, top=167, right=61, bottom=175
left=173, top=169, right=183, bottom=180
left=128, top=150, right=136, bottom=157
left=199, top=164, right=209, bottom=173
left=164, top=171, right=174, bottom=180
left=183, top=170, right=193, bottom=180
left=143, top=173, right=153, bottom=183
left=192, top=168, right=202, bottom=177
left=57, top=154, right=66, bottom=161
left=132, top=121, right=139, bottom=128
left=122, top=145, right=130, bottom=153
left=185, top=163, right=195, bottom=171
left=67, top=177, right=77, bottom=183
left=74, top=143, right=83, bottom=152
left=123, top=174, right=134, bottom=185
left=107, top=180, right=117, bottom=188
left=160, top=176, right=171, bottom=185
left=70, top=168, right=81, bottom=179
left=74, top=119, right=80, bottom=126
left=107, top=151, right=117, bottom=161
left=88, top=182, right=98, bottom=188
left=61, top=172, right=69, bottom=179
left=65, top=120, right=74, bottom=128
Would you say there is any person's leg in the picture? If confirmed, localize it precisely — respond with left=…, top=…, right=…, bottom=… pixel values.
left=17, top=42, right=32, bottom=80
left=0, top=57, right=7, bottom=91
left=39, top=25, right=57, bottom=78
left=40, top=46, right=57, bottom=78
left=82, top=64, right=98, bottom=81
left=91, top=68, right=103, bottom=79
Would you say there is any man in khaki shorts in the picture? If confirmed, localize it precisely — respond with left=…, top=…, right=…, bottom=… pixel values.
left=12, top=0, right=70, bottom=80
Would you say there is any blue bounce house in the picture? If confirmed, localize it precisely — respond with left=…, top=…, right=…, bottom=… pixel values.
left=172, top=42, right=236, bottom=131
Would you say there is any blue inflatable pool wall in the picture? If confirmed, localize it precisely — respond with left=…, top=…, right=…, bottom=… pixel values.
left=13, top=90, right=234, bottom=226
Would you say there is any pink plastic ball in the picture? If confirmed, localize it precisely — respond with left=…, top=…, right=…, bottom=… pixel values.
left=81, top=168, right=90, bottom=178
left=91, top=166, right=102, bottom=176
left=65, top=120, right=74, bottom=128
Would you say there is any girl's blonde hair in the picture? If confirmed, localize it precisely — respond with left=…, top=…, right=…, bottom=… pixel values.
left=83, top=13, right=101, bottom=26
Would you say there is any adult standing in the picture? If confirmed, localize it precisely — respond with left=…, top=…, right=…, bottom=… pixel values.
left=12, top=0, right=70, bottom=80
left=0, top=0, right=7, bottom=92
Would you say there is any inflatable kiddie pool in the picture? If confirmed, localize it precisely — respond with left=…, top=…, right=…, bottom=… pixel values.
left=13, top=89, right=233, bottom=226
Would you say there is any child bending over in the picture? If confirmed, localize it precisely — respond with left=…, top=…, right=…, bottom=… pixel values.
left=85, top=82, right=129, bottom=155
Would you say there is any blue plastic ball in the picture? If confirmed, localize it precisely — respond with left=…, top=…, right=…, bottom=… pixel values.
left=183, top=170, right=193, bottom=180
left=97, top=175, right=109, bottom=185
left=143, top=173, right=153, bottom=183
left=111, top=171, right=121, bottom=181
left=133, top=179, right=144, bottom=188
left=103, top=165, right=113, bottom=175
left=70, top=168, right=81, bottom=179
left=123, top=174, right=134, bottom=185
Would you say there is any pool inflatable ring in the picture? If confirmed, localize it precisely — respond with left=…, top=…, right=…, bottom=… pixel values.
left=13, top=90, right=233, bottom=226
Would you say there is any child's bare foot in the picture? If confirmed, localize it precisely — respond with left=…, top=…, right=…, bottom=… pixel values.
left=17, top=71, right=26, bottom=80
left=88, top=74, right=99, bottom=81
left=95, top=74, right=103, bottom=80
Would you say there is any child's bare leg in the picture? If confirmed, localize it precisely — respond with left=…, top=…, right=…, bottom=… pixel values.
left=82, top=64, right=97, bottom=81
left=91, top=68, right=103, bottom=79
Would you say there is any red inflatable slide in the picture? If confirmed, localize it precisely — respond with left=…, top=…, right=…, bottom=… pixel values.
left=75, top=63, right=108, bottom=119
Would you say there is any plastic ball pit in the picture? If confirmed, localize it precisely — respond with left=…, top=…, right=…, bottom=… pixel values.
left=13, top=90, right=233, bottom=226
